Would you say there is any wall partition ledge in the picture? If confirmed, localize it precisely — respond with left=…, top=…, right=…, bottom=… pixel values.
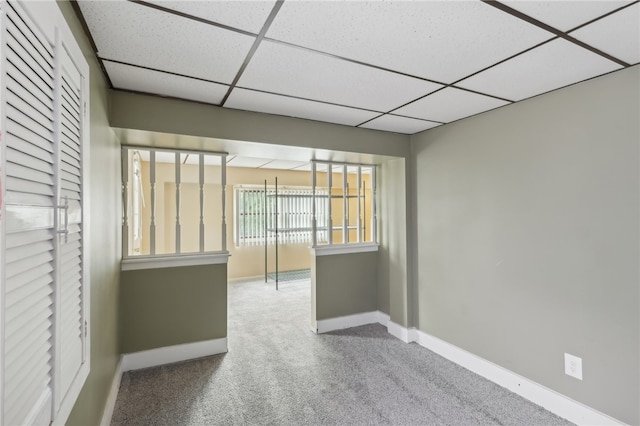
left=311, top=243, right=379, bottom=256
left=121, top=252, right=231, bottom=271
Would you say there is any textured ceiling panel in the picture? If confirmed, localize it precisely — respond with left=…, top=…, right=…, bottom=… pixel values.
left=266, top=1, right=552, bottom=83
left=104, top=61, right=228, bottom=105
left=360, top=115, right=441, bottom=135
left=456, top=38, right=622, bottom=101
left=145, top=0, right=276, bottom=33
left=227, top=156, right=273, bottom=168
left=502, top=0, right=633, bottom=31
left=570, top=4, right=640, bottom=65
left=78, top=0, right=254, bottom=83
left=237, top=41, right=442, bottom=112
left=394, top=88, right=510, bottom=123
left=226, top=88, right=380, bottom=126
left=258, top=159, right=309, bottom=170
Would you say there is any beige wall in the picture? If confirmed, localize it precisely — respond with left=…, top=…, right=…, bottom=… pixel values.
left=59, top=2, right=123, bottom=425
left=411, top=66, right=639, bottom=424
left=134, top=161, right=372, bottom=279
left=120, top=264, right=227, bottom=353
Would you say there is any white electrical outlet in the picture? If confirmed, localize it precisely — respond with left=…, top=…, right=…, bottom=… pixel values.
left=564, top=353, right=583, bottom=380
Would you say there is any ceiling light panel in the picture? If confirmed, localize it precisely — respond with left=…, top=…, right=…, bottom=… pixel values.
left=227, top=157, right=273, bottom=168
left=456, top=39, right=622, bottom=101
left=78, top=1, right=254, bottom=83
left=104, top=61, right=228, bottom=105
left=502, top=1, right=633, bottom=32
left=145, top=1, right=276, bottom=33
left=226, top=88, right=380, bottom=127
left=394, top=88, right=510, bottom=123
left=570, top=3, right=640, bottom=65
left=266, top=1, right=552, bottom=83
left=238, top=41, right=442, bottom=112
left=360, top=115, right=441, bottom=135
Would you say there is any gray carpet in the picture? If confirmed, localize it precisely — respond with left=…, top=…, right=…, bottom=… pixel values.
left=111, top=278, right=573, bottom=426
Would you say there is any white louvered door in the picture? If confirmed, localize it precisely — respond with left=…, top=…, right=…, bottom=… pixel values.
left=54, top=40, right=86, bottom=414
left=2, top=2, right=56, bottom=425
left=0, top=1, right=89, bottom=425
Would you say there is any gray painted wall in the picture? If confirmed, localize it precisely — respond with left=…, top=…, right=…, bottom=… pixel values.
left=378, top=158, right=409, bottom=325
left=411, top=66, right=639, bottom=424
left=110, top=91, right=410, bottom=159
left=59, top=1, right=123, bottom=425
left=120, top=264, right=228, bottom=353
left=313, top=251, right=378, bottom=321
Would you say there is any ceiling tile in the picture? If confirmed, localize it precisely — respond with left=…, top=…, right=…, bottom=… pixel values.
left=145, top=1, right=276, bottom=33
left=237, top=41, right=442, bottom=112
left=360, top=115, right=441, bottom=135
left=394, top=88, right=510, bottom=123
left=226, top=88, right=380, bottom=127
left=456, top=38, right=622, bottom=101
left=78, top=0, right=254, bottom=83
left=182, top=154, right=223, bottom=166
left=227, top=157, right=273, bottom=168
left=502, top=1, right=633, bottom=32
left=293, top=163, right=328, bottom=172
left=266, top=1, right=552, bottom=83
left=104, top=61, right=228, bottom=105
left=259, top=159, right=309, bottom=170
left=570, top=4, right=640, bottom=65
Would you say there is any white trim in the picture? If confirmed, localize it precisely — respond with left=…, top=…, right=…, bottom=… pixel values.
left=311, top=311, right=623, bottom=425
left=99, top=356, right=124, bottom=426
left=121, top=252, right=230, bottom=271
left=412, top=329, right=625, bottom=426
left=51, top=365, right=89, bottom=426
left=311, top=243, right=379, bottom=256
left=315, top=310, right=385, bottom=333
left=387, top=320, right=418, bottom=344
left=122, top=338, right=228, bottom=372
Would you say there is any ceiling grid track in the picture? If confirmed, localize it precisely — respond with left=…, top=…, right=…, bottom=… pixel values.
left=481, top=0, right=630, bottom=67
left=219, top=0, right=285, bottom=107
left=75, top=0, right=639, bottom=134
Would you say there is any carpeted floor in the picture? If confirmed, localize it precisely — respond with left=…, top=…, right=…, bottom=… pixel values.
left=111, top=278, right=573, bottom=425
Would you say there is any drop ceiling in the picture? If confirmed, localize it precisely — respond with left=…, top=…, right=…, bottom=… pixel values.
left=77, top=0, right=639, bottom=135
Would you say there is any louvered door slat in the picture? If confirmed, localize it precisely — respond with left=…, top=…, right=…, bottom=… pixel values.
left=61, top=150, right=80, bottom=169
left=5, top=327, right=51, bottom=373
left=7, top=89, right=53, bottom=132
left=4, top=238, right=52, bottom=263
left=5, top=61, right=53, bottom=110
left=7, top=147, right=54, bottom=175
left=6, top=251, right=53, bottom=279
left=5, top=47, right=53, bottom=99
left=5, top=2, right=53, bottom=65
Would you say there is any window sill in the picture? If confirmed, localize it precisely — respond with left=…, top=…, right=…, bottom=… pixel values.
left=121, top=252, right=230, bottom=271
left=310, top=243, right=379, bottom=257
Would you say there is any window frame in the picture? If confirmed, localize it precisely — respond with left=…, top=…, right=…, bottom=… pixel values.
left=311, top=160, right=378, bottom=251
left=121, top=146, right=229, bottom=260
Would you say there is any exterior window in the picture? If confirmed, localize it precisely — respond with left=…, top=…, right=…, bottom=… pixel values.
left=312, top=162, right=377, bottom=246
left=122, top=147, right=227, bottom=257
left=234, top=186, right=329, bottom=246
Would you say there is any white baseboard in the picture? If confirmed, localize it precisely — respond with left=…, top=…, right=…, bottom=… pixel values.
left=316, top=310, right=383, bottom=333
left=412, top=329, right=624, bottom=426
left=387, top=319, right=418, bottom=344
left=122, top=338, right=228, bottom=372
left=314, top=311, right=624, bottom=425
left=100, top=356, right=124, bottom=426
